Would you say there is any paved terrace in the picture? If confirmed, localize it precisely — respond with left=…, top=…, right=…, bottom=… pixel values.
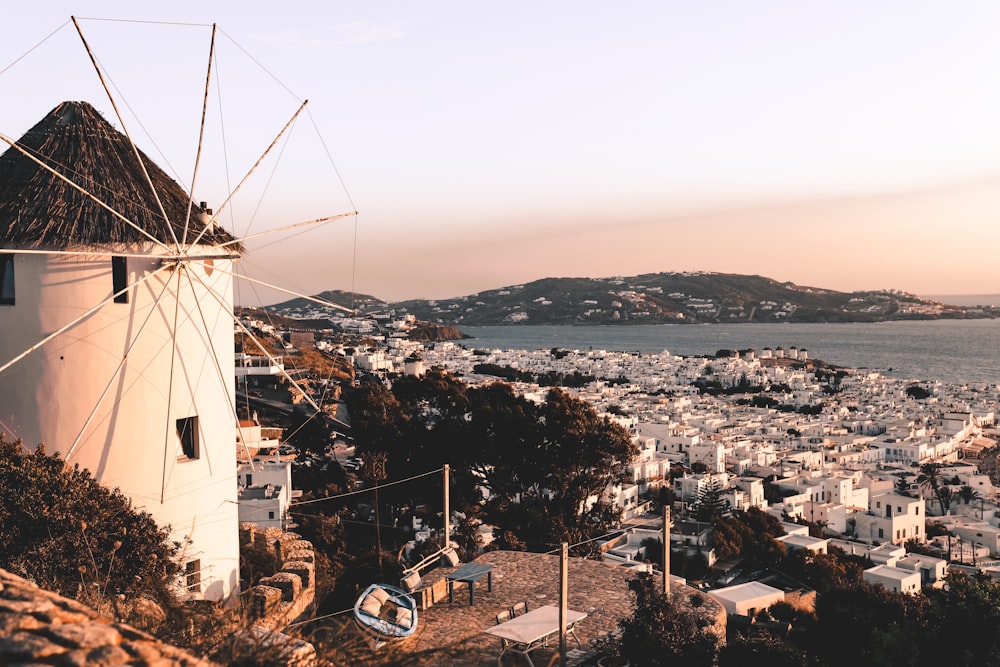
left=337, top=550, right=713, bottom=667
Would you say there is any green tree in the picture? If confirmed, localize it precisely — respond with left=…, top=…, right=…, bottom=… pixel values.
left=958, top=484, right=982, bottom=506
left=692, top=478, right=730, bottom=521
left=780, top=548, right=864, bottom=594
left=920, top=572, right=1000, bottom=664
left=345, top=374, right=637, bottom=554
left=640, top=536, right=664, bottom=565
left=455, top=518, right=484, bottom=562
left=711, top=509, right=786, bottom=568
left=719, top=630, right=814, bottom=667
left=936, top=486, right=955, bottom=516
left=807, top=581, right=927, bottom=666
left=0, top=437, right=179, bottom=618
left=600, top=574, right=719, bottom=667
left=917, top=462, right=953, bottom=515
left=344, top=381, right=408, bottom=462
left=535, top=388, right=635, bottom=517
left=481, top=386, right=636, bottom=549
left=465, top=381, right=541, bottom=501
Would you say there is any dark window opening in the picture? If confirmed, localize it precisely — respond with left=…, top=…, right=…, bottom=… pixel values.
left=112, top=256, right=128, bottom=303
left=185, top=559, right=201, bottom=591
left=177, top=416, right=200, bottom=460
left=245, top=474, right=253, bottom=486
left=268, top=511, right=275, bottom=520
left=0, top=254, right=14, bottom=305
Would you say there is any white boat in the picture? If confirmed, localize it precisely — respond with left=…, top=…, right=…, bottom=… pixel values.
left=353, top=583, right=418, bottom=647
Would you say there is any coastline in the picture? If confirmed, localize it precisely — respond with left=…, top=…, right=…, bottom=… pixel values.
left=455, top=320, right=1000, bottom=386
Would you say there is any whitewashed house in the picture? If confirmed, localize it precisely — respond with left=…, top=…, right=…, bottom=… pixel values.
left=709, top=581, right=785, bottom=616
left=863, top=564, right=921, bottom=594
left=854, top=492, right=925, bottom=545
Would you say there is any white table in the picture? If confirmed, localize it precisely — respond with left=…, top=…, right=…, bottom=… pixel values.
left=484, top=604, right=587, bottom=666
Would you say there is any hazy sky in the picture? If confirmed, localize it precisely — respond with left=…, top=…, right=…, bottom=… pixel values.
left=3, top=2, right=1000, bottom=304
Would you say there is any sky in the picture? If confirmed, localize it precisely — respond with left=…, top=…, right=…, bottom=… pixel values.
left=2, top=2, right=1000, bottom=305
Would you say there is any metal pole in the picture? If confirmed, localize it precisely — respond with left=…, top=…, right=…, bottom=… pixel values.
left=559, top=542, right=568, bottom=667
left=362, top=452, right=387, bottom=575
left=663, top=506, right=671, bottom=595
left=443, top=464, right=451, bottom=550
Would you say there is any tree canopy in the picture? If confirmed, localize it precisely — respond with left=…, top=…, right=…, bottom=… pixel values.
left=344, top=371, right=637, bottom=551
left=711, top=508, right=787, bottom=567
left=602, top=574, right=720, bottom=667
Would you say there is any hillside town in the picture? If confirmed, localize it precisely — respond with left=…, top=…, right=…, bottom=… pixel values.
left=3, top=302, right=998, bottom=667
left=5, top=292, right=1000, bottom=665
left=238, top=308, right=1000, bottom=612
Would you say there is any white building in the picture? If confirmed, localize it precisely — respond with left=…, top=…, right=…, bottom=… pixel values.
left=854, top=492, right=926, bottom=545
left=404, top=355, right=425, bottom=377
left=895, top=553, right=947, bottom=588
left=863, top=564, right=921, bottom=594
left=733, top=477, right=767, bottom=510
left=235, top=352, right=285, bottom=379
left=688, top=441, right=726, bottom=473
left=777, top=533, right=830, bottom=554
left=709, top=581, right=785, bottom=616
left=0, top=102, right=241, bottom=600
left=236, top=418, right=282, bottom=461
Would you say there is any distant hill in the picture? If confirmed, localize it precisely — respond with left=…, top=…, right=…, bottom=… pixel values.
left=266, top=272, right=1000, bottom=326
left=267, top=289, right=383, bottom=313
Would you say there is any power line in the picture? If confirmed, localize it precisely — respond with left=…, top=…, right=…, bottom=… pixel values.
left=290, top=468, right=443, bottom=507
left=285, top=605, right=354, bottom=629
left=0, top=20, right=70, bottom=77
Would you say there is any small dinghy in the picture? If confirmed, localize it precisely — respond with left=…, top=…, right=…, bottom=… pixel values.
left=354, top=583, right=418, bottom=648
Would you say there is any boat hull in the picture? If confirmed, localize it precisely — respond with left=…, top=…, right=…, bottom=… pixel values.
left=353, top=583, right=418, bottom=645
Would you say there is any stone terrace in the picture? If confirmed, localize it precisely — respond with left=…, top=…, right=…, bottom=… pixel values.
left=337, top=550, right=714, bottom=666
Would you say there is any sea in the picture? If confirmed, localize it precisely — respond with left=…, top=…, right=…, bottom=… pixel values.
left=458, top=319, right=1000, bottom=386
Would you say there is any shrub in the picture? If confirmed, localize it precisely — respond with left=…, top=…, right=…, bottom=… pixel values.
left=0, top=436, right=179, bottom=616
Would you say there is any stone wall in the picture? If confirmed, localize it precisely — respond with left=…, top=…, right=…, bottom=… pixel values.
left=240, top=522, right=316, bottom=630
left=0, top=568, right=214, bottom=666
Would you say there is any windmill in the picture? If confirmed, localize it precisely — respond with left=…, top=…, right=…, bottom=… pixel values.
left=0, top=18, right=357, bottom=601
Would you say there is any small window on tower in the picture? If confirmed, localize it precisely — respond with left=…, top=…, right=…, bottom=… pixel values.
left=176, top=416, right=200, bottom=460
left=0, top=254, right=14, bottom=305
left=185, top=559, right=201, bottom=592
left=112, top=256, right=128, bottom=304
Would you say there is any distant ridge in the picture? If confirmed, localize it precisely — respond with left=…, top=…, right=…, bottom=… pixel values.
left=267, top=272, right=1000, bottom=326
left=922, top=294, right=1000, bottom=308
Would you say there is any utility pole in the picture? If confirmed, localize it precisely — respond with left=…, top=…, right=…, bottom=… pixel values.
left=443, top=464, right=451, bottom=551
left=663, top=506, right=671, bottom=595
left=362, top=451, right=387, bottom=575
left=559, top=542, right=568, bottom=667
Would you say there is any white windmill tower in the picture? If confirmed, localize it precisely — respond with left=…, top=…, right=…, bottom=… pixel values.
left=0, top=20, right=357, bottom=601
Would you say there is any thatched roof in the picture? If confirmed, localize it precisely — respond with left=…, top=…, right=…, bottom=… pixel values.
left=0, top=101, right=240, bottom=250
